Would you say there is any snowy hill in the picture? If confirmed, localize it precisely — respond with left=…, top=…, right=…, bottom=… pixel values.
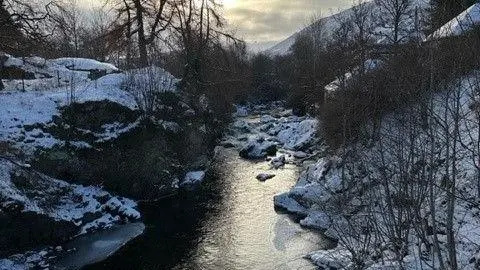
left=266, top=0, right=429, bottom=56
left=0, top=55, right=186, bottom=267
left=429, top=3, right=480, bottom=40
left=0, top=55, right=178, bottom=155
left=266, top=6, right=359, bottom=56
left=276, top=72, right=480, bottom=269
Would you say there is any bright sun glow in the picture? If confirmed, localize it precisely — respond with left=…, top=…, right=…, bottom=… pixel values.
left=222, top=0, right=237, bottom=8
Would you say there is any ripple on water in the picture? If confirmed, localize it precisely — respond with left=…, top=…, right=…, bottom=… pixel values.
left=84, top=117, right=330, bottom=270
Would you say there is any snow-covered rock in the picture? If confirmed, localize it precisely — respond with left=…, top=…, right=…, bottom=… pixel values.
left=162, top=121, right=183, bottom=134
left=180, top=171, right=206, bottom=187
left=260, top=114, right=276, bottom=123
left=299, top=211, right=331, bottom=230
left=239, top=137, right=277, bottom=159
left=233, top=105, right=249, bottom=117
left=273, top=157, right=344, bottom=229
left=232, top=120, right=252, bottom=133
left=277, top=119, right=317, bottom=150
left=270, top=155, right=286, bottom=169
left=0, top=159, right=141, bottom=236
left=4, top=54, right=23, bottom=68
left=50, top=58, right=119, bottom=73
left=306, top=248, right=353, bottom=269
left=293, top=151, right=308, bottom=159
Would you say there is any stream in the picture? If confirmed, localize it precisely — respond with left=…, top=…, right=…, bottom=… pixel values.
left=78, top=112, right=330, bottom=269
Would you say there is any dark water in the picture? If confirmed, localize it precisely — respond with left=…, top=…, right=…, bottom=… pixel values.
left=83, top=147, right=329, bottom=270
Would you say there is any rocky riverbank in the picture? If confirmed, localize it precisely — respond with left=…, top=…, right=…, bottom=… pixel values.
left=0, top=54, right=222, bottom=269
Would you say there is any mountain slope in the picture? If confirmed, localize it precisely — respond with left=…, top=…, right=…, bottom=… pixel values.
left=429, top=3, right=480, bottom=39
left=266, top=0, right=429, bottom=56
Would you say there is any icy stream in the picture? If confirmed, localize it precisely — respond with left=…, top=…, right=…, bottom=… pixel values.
left=82, top=110, right=330, bottom=269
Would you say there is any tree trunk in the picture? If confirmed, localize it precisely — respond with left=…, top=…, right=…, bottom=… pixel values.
left=133, top=0, right=148, bottom=67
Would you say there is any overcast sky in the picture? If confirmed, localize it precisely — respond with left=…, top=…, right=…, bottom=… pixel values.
left=222, top=0, right=351, bottom=50
left=79, top=0, right=352, bottom=51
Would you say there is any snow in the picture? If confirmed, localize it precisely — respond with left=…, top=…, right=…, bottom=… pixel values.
left=266, top=0, right=429, bottom=56
left=232, top=119, right=252, bottom=133
left=104, top=197, right=141, bottom=220
left=233, top=105, right=249, bottom=117
left=94, top=121, right=141, bottom=143
left=277, top=119, right=317, bottom=150
left=4, top=54, right=23, bottom=67
left=239, top=136, right=277, bottom=159
left=306, top=248, right=352, bottom=269
left=324, top=59, right=383, bottom=95
left=429, top=3, right=480, bottom=40
left=50, top=58, right=119, bottom=73
left=0, top=158, right=141, bottom=236
left=161, top=121, right=182, bottom=134
left=124, top=66, right=179, bottom=94
left=278, top=73, right=480, bottom=269
left=0, top=250, right=50, bottom=270
left=0, top=55, right=155, bottom=268
left=180, top=171, right=206, bottom=187
left=0, top=55, right=145, bottom=154
left=225, top=102, right=319, bottom=163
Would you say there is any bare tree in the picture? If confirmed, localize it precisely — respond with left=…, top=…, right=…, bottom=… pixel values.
left=374, top=0, right=416, bottom=46
left=52, top=0, right=85, bottom=56
left=110, top=0, right=173, bottom=67
left=0, top=0, right=59, bottom=54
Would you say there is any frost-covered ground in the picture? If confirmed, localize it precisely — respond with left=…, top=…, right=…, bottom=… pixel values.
left=0, top=55, right=171, bottom=268
left=0, top=54, right=177, bottom=155
left=275, top=73, right=480, bottom=269
left=0, top=158, right=141, bottom=269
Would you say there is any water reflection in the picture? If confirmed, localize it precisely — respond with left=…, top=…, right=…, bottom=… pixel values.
left=85, top=147, right=328, bottom=270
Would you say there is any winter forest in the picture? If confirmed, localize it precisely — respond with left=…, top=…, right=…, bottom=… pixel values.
left=1, top=0, right=480, bottom=269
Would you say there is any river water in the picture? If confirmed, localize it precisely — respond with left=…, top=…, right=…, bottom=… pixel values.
left=83, top=114, right=330, bottom=270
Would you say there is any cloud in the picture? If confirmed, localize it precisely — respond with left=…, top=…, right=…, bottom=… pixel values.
left=76, top=0, right=352, bottom=48
left=224, top=0, right=351, bottom=44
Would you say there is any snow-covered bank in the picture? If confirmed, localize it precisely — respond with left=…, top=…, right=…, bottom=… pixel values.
left=0, top=157, right=141, bottom=268
left=275, top=73, right=480, bottom=269
left=0, top=55, right=174, bottom=267
left=0, top=55, right=169, bottom=156
left=0, top=158, right=140, bottom=229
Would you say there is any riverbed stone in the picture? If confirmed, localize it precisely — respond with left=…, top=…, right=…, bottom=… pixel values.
left=256, top=173, right=276, bottom=181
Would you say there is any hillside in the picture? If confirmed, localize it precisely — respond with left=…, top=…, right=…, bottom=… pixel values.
left=266, top=0, right=429, bottom=56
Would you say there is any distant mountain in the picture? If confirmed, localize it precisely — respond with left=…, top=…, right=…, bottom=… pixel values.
left=429, top=3, right=480, bottom=40
left=266, top=0, right=429, bottom=56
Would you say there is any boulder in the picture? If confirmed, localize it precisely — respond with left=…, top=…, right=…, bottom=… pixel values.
left=256, top=173, right=276, bottom=182
left=239, top=138, right=277, bottom=159
left=270, top=155, right=286, bottom=169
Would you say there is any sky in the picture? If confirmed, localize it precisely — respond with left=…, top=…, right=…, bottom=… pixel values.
left=222, top=0, right=351, bottom=51
left=78, top=0, right=352, bottom=51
